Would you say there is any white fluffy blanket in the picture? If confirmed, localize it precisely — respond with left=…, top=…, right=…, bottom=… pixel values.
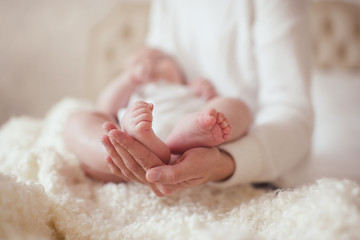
left=1, top=99, right=359, bottom=240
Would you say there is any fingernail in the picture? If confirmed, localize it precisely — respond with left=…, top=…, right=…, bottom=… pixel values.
left=110, top=135, right=121, bottom=144
left=104, top=155, right=111, bottom=163
left=154, top=172, right=161, bottom=181
left=147, top=170, right=161, bottom=182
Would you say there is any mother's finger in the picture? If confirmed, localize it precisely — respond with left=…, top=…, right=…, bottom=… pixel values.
left=108, top=133, right=148, bottom=184
left=105, top=155, right=129, bottom=182
left=110, top=129, right=165, bottom=171
left=156, top=182, right=194, bottom=196
left=150, top=183, right=165, bottom=197
left=102, top=122, right=118, bottom=133
left=107, top=135, right=164, bottom=195
left=102, top=134, right=140, bottom=183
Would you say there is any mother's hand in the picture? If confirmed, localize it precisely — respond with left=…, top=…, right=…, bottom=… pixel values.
left=101, top=122, right=166, bottom=196
left=102, top=122, right=235, bottom=196
left=146, top=147, right=235, bottom=196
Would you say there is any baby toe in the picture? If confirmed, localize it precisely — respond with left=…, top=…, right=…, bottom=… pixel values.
left=220, top=119, right=230, bottom=128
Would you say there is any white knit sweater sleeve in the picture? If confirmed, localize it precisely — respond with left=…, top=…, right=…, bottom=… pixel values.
left=214, top=0, right=314, bottom=187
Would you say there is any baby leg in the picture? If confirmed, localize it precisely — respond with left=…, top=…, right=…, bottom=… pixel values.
left=166, top=97, right=252, bottom=154
left=64, top=110, right=126, bottom=183
left=121, top=101, right=171, bottom=163
left=204, top=97, right=252, bottom=139
left=166, top=108, right=232, bottom=153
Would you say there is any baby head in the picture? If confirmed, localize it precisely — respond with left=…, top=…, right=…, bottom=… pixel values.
left=126, top=47, right=186, bottom=84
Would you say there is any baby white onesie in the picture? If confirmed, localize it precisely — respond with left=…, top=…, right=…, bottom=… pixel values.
left=117, top=81, right=206, bottom=141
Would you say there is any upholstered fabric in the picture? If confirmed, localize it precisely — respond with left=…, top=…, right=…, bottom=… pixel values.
left=312, top=1, right=360, bottom=70
left=85, top=2, right=150, bottom=99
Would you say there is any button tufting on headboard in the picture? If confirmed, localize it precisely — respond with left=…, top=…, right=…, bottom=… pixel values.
left=311, top=1, right=360, bottom=70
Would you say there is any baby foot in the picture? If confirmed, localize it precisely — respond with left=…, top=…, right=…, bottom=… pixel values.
left=121, top=101, right=170, bottom=163
left=121, top=101, right=154, bottom=137
left=166, top=108, right=232, bottom=153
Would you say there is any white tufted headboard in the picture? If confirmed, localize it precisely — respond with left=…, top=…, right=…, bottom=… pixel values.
left=312, top=1, right=360, bottom=70
left=85, top=1, right=360, bottom=100
left=85, top=2, right=150, bottom=99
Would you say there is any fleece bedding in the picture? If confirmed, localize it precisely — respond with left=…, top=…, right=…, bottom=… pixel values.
left=0, top=98, right=359, bottom=240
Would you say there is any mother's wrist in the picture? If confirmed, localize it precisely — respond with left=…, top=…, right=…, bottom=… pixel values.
left=211, top=148, right=235, bottom=182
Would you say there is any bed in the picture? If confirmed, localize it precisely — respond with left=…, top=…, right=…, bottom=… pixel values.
left=1, top=1, right=360, bottom=239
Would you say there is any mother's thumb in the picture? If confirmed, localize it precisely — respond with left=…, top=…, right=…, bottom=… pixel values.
left=146, top=163, right=188, bottom=184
